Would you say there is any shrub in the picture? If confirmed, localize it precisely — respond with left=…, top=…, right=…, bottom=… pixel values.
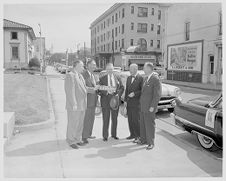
left=29, top=57, right=40, bottom=68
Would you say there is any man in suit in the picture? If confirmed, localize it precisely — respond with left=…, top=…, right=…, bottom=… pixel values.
left=81, top=59, right=98, bottom=144
left=98, top=63, right=124, bottom=141
left=124, top=64, right=143, bottom=142
left=138, top=62, right=161, bottom=150
left=64, top=60, right=87, bottom=149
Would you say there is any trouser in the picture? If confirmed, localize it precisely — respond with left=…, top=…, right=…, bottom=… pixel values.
left=127, top=106, right=140, bottom=138
left=139, top=112, right=156, bottom=145
left=66, top=110, right=85, bottom=145
left=102, top=107, right=119, bottom=138
left=82, top=107, right=96, bottom=139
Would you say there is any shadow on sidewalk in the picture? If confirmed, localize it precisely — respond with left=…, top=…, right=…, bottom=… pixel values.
left=157, top=130, right=222, bottom=177
left=85, top=138, right=145, bottom=159
left=5, top=140, right=69, bottom=157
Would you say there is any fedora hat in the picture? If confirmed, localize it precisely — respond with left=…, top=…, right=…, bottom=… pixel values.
left=110, top=95, right=120, bottom=110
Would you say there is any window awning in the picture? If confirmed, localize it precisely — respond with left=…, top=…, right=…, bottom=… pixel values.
left=126, top=45, right=140, bottom=53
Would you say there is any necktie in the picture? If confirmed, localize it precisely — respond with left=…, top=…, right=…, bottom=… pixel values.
left=110, top=74, right=113, bottom=87
left=131, top=75, right=135, bottom=84
left=91, top=73, right=96, bottom=86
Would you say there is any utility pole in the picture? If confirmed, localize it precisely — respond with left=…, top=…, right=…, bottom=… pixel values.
left=84, top=42, right=86, bottom=62
left=112, top=32, right=115, bottom=65
left=38, top=23, right=42, bottom=74
left=66, top=49, right=68, bottom=73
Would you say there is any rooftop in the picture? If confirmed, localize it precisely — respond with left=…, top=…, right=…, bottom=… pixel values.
left=3, top=19, right=36, bottom=40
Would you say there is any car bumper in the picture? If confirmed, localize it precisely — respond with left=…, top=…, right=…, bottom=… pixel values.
left=157, top=98, right=176, bottom=110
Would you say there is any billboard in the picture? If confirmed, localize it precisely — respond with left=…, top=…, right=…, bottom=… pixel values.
left=167, top=41, right=203, bottom=72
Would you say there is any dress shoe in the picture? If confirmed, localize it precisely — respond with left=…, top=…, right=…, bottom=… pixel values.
left=88, top=136, right=96, bottom=139
left=103, top=138, right=108, bottom=142
left=82, top=138, right=89, bottom=144
left=133, top=138, right=139, bottom=143
left=146, top=144, right=154, bottom=150
left=126, top=136, right=135, bottom=140
left=136, top=140, right=147, bottom=145
left=77, top=141, right=87, bottom=146
left=70, top=144, right=79, bottom=149
left=111, top=136, right=119, bottom=140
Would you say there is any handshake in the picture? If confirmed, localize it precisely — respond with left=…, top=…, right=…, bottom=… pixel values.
left=93, top=85, right=116, bottom=94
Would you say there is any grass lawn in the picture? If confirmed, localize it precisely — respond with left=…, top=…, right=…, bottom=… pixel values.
left=4, top=73, right=49, bottom=125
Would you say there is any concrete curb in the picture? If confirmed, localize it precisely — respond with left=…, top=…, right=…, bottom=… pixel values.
left=162, top=80, right=221, bottom=92
left=14, top=75, right=55, bottom=132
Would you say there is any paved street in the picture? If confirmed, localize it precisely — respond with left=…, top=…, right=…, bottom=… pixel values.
left=4, top=66, right=222, bottom=178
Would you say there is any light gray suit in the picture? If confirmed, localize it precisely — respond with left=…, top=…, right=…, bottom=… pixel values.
left=64, top=71, right=87, bottom=145
left=140, top=74, right=161, bottom=145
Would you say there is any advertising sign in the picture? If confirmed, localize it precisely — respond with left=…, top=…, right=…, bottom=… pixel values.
left=167, top=41, right=202, bottom=71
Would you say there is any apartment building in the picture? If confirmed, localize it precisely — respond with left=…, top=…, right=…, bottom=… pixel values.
left=164, top=3, right=222, bottom=84
left=90, top=3, right=168, bottom=69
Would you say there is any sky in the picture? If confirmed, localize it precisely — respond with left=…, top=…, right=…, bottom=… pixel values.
left=4, top=3, right=113, bottom=53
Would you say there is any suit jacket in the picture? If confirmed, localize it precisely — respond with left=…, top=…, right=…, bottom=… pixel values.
left=64, top=71, right=87, bottom=111
left=125, top=74, right=143, bottom=108
left=98, top=73, right=124, bottom=108
left=140, top=74, right=161, bottom=113
left=82, top=69, right=98, bottom=108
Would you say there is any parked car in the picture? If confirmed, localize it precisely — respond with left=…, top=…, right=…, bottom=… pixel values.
left=171, top=93, right=222, bottom=151
left=94, top=69, right=181, bottom=115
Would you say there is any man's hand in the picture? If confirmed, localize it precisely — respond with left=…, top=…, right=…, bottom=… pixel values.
left=108, top=90, right=115, bottom=94
left=128, top=92, right=135, bottom=98
left=149, top=107, right=154, bottom=113
left=124, top=102, right=127, bottom=107
left=72, top=105, right=77, bottom=111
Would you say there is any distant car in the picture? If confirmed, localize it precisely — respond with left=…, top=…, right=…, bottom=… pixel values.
left=171, top=93, right=222, bottom=151
left=94, top=69, right=181, bottom=114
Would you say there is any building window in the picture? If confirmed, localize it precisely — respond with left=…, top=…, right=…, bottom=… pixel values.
left=151, top=24, right=154, bottom=31
left=104, top=33, right=105, bottom=41
left=131, top=6, right=134, bottom=14
left=115, top=13, right=118, bottom=22
left=138, top=7, right=148, bottom=17
left=209, top=55, right=214, bottom=74
left=150, top=40, right=153, bottom=47
left=101, top=23, right=103, bottom=30
left=97, top=36, right=99, bottom=44
left=157, top=40, right=160, bottom=48
left=130, top=39, right=134, bottom=46
left=119, top=40, right=120, bottom=47
left=122, top=8, right=125, bottom=18
left=104, top=21, right=106, bottom=29
left=107, top=19, right=110, bottom=27
left=119, top=26, right=120, bottom=33
left=152, top=8, right=154, bottom=15
left=11, top=45, right=19, bottom=59
left=115, top=41, right=117, bottom=50
left=97, top=26, right=99, bottom=32
left=158, top=10, right=161, bottom=20
left=219, top=12, right=222, bottom=35
left=95, top=28, right=96, bottom=34
left=112, top=15, right=114, bottom=24
left=119, top=11, right=120, bottom=18
left=137, top=38, right=147, bottom=51
left=185, top=21, right=190, bottom=41
left=121, top=39, right=124, bottom=48
left=137, top=23, right=147, bottom=33
left=11, top=32, right=18, bottom=40
left=131, top=22, right=134, bottom=30
left=115, top=27, right=117, bottom=37
left=157, top=25, right=161, bottom=34
left=112, top=29, right=114, bottom=38
left=104, top=44, right=105, bottom=52
left=122, top=24, right=125, bottom=34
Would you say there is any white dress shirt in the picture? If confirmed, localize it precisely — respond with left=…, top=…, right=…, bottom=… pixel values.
left=108, top=74, right=116, bottom=87
left=131, top=73, right=138, bottom=84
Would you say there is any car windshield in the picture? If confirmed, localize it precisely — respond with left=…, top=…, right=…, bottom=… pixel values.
left=209, top=93, right=222, bottom=107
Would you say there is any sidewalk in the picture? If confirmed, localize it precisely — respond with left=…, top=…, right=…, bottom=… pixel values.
left=162, top=79, right=222, bottom=91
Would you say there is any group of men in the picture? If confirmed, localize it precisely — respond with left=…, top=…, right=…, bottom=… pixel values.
left=64, top=59, right=161, bottom=150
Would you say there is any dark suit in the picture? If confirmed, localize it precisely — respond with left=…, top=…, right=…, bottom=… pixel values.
left=124, top=74, right=143, bottom=138
left=81, top=70, right=98, bottom=140
left=99, top=73, right=124, bottom=139
left=140, top=74, right=161, bottom=145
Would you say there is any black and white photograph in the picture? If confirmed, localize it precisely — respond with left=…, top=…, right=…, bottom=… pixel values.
left=1, top=0, right=224, bottom=179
